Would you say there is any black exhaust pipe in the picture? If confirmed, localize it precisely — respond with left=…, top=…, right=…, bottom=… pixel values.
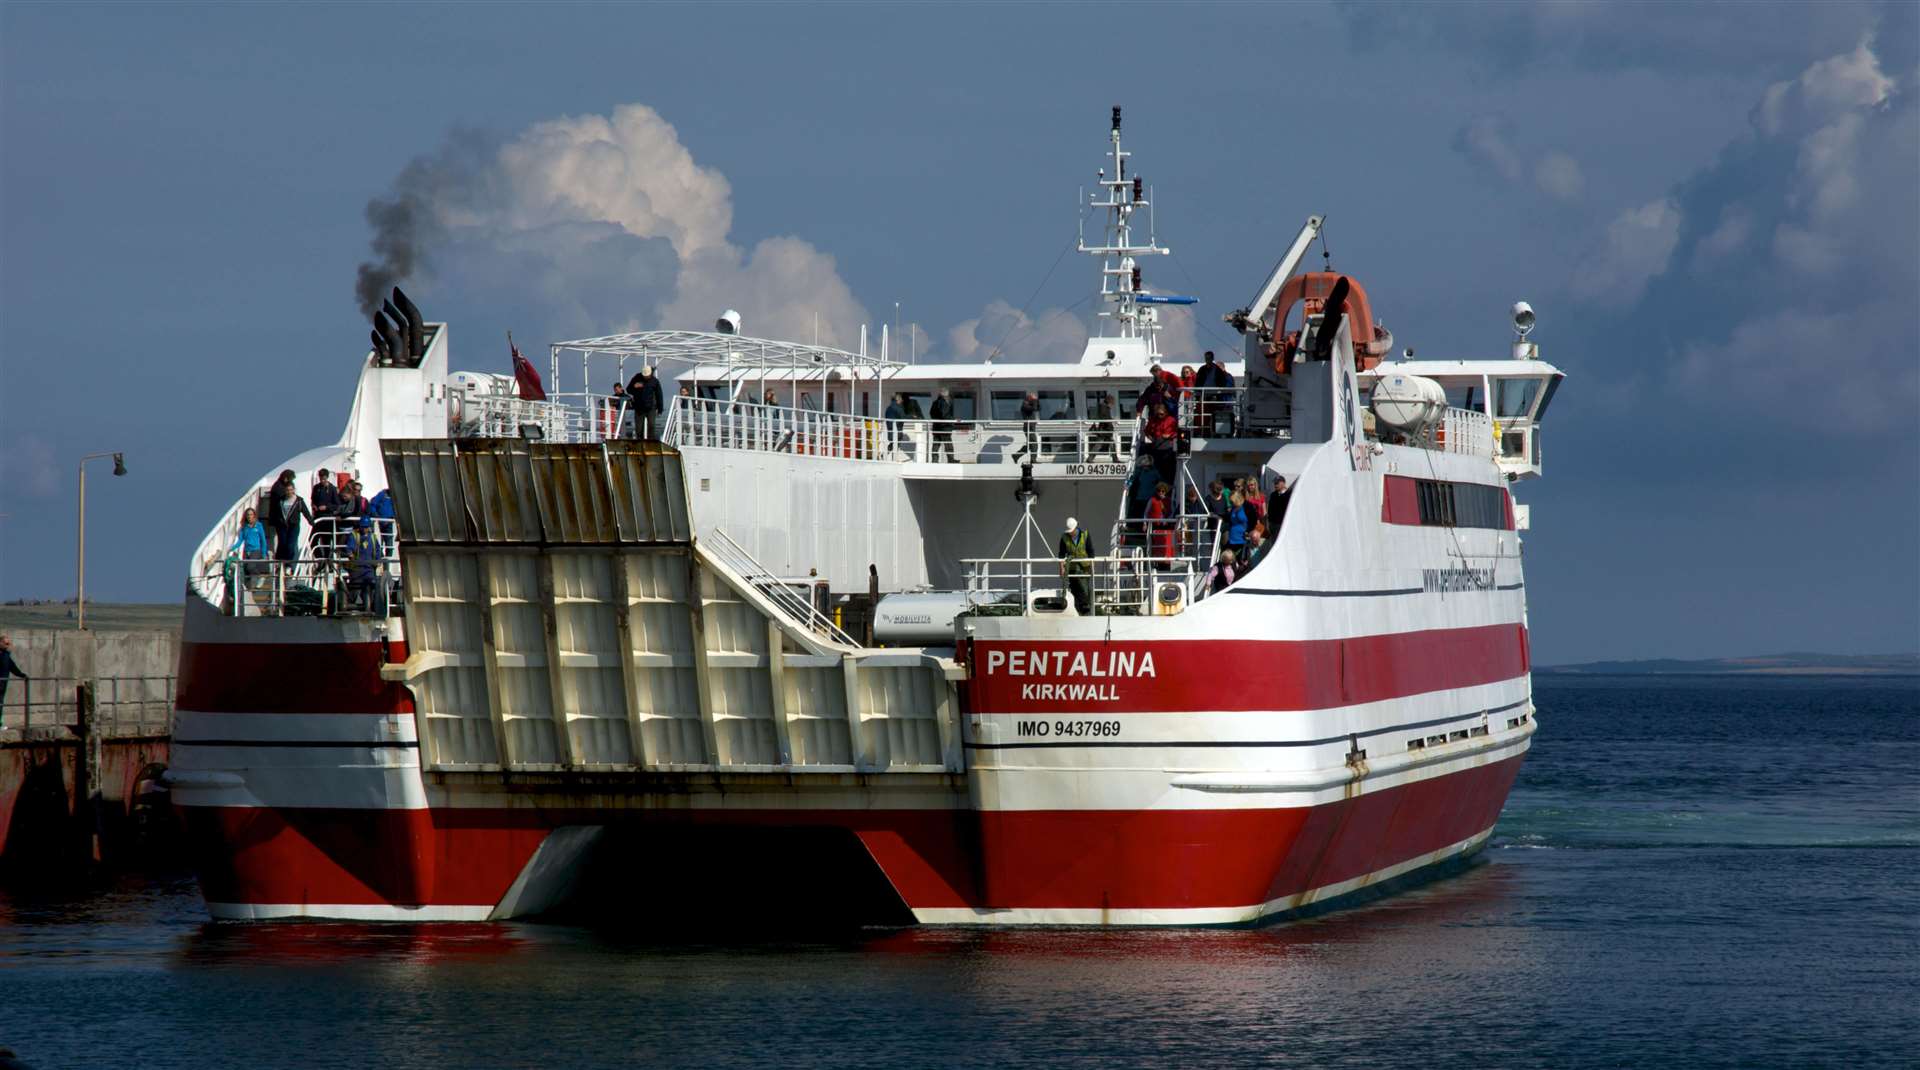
left=382, top=297, right=408, bottom=342
left=370, top=326, right=391, bottom=365
left=392, top=287, right=425, bottom=359
left=375, top=310, right=406, bottom=369
left=1309, top=276, right=1352, bottom=362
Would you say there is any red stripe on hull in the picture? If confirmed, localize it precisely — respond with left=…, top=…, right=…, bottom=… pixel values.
left=967, top=625, right=1530, bottom=713
left=176, top=758, right=1522, bottom=916
left=177, top=640, right=414, bottom=715
left=180, top=805, right=547, bottom=908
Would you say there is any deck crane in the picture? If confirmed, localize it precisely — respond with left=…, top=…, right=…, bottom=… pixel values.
left=1224, top=215, right=1324, bottom=343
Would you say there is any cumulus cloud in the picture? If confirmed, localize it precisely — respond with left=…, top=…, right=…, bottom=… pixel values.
left=945, top=300, right=1090, bottom=363
left=1570, top=197, right=1682, bottom=304
left=1622, top=37, right=1917, bottom=432
left=1454, top=116, right=1585, bottom=200
left=354, top=103, right=869, bottom=349
left=1341, top=1, right=1892, bottom=78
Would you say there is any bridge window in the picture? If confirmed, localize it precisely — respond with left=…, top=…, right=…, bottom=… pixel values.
left=1495, top=378, right=1541, bottom=419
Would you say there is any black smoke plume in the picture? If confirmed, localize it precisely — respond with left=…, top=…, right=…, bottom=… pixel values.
left=351, top=129, right=496, bottom=318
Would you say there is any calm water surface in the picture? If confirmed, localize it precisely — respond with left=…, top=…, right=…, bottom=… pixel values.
left=2, top=677, right=1915, bottom=1069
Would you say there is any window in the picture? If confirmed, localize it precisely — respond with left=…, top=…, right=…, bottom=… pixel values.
left=1117, top=389, right=1142, bottom=419
left=912, top=388, right=976, bottom=423
left=1495, top=378, right=1541, bottom=419
left=990, top=391, right=1029, bottom=420
left=1444, top=383, right=1483, bottom=412
left=1386, top=476, right=1509, bottom=530
left=1038, top=391, right=1075, bottom=419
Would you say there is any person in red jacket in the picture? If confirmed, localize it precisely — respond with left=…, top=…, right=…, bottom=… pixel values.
left=1145, top=481, right=1175, bottom=569
left=1142, top=402, right=1179, bottom=486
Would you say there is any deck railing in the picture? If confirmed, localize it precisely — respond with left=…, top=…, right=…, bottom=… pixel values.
left=198, top=518, right=402, bottom=619
left=959, top=551, right=1218, bottom=617
left=703, top=528, right=858, bottom=646
left=1434, top=407, right=1496, bottom=458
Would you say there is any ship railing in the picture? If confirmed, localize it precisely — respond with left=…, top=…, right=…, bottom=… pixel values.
left=1425, top=406, right=1495, bottom=458
left=1172, top=385, right=1250, bottom=438
left=453, top=392, right=595, bottom=443
left=195, top=543, right=402, bottom=620
left=0, top=674, right=175, bottom=736
left=664, top=395, right=1148, bottom=467
left=703, top=528, right=859, bottom=646
left=959, top=552, right=1208, bottom=617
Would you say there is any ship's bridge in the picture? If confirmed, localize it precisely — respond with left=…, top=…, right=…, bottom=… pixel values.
left=1359, top=358, right=1564, bottom=481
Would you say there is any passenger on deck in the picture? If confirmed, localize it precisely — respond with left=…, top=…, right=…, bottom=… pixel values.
left=1225, top=490, right=1249, bottom=556
left=1207, top=478, right=1229, bottom=522
left=1237, top=477, right=1264, bottom=532
left=1206, top=548, right=1238, bottom=593
left=1141, top=401, right=1179, bottom=485
left=267, top=482, right=314, bottom=564
left=628, top=366, right=665, bottom=440
left=230, top=508, right=268, bottom=585
left=1242, top=526, right=1269, bottom=572
left=1267, top=476, right=1291, bottom=530
left=1194, top=351, right=1234, bottom=435
left=1125, top=456, right=1157, bottom=539
left=885, top=393, right=905, bottom=455
left=1056, top=517, right=1096, bottom=615
left=311, top=468, right=339, bottom=516
left=1091, top=392, right=1120, bottom=461
left=337, top=481, right=368, bottom=520
left=1140, top=366, right=1166, bottom=417
left=929, top=388, right=957, bottom=463
left=1014, top=391, right=1041, bottom=463
left=1245, top=479, right=1268, bottom=527
left=1182, top=484, right=1208, bottom=554
left=1146, top=481, right=1175, bottom=570
left=607, top=380, right=628, bottom=438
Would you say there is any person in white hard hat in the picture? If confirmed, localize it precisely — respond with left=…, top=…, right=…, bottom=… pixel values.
left=1057, top=516, right=1097, bottom=615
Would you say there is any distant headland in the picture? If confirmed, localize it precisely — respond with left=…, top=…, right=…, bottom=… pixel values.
left=1540, top=652, right=1920, bottom=677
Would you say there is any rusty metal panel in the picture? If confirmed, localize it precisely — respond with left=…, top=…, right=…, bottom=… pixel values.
left=529, top=445, right=617, bottom=544
left=607, top=442, right=693, bottom=543
left=457, top=440, right=545, bottom=543
left=382, top=440, right=468, bottom=543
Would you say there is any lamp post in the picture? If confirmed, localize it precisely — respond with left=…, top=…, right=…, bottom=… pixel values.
left=77, top=451, right=127, bottom=631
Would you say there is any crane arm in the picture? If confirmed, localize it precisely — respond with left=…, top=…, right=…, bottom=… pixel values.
left=1224, top=215, right=1324, bottom=338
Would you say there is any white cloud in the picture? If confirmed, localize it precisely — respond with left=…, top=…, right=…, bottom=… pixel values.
left=1753, top=39, right=1895, bottom=138
left=1676, top=301, right=1916, bottom=433
left=1571, top=198, right=1681, bottom=304
left=945, top=300, right=1089, bottom=363
left=360, top=103, right=869, bottom=348
left=1454, top=115, right=1584, bottom=200
left=1534, top=152, right=1586, bottom=201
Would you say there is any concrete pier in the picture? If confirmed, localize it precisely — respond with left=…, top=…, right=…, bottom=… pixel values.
left=0, top=626, right=175, bottom=868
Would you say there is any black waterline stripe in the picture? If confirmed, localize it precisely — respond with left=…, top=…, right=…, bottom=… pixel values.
left=1231, top=582, right=1527, bottom=598
left=965, top=700, right=1529, bottom=751
left=173, top=739, right=420, bottom=749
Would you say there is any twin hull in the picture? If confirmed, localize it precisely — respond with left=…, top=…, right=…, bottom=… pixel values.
left=171, top=437, right=1534, bottom=925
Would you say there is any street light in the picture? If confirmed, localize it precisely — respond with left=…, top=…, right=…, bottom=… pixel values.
left=77, top=451, right=127, bottom=631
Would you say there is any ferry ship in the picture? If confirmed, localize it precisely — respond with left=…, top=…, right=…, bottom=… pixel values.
left=168, top=110, right=1565, bottom=924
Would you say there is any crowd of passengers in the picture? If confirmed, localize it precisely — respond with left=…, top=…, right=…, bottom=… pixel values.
left=227, top=467, right=397, bottom=613
left=1119, top=469, right=1291, bottom=594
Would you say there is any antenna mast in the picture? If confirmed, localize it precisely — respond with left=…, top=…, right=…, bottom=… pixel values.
left=1078, top=105, right=1171, bottom=355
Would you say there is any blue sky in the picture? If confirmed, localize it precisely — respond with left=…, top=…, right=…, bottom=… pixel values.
left=2, top=1, right=1915, bottom=663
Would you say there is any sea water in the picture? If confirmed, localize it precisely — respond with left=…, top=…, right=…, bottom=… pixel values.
left=2, top=677, right=1914, bottom=1069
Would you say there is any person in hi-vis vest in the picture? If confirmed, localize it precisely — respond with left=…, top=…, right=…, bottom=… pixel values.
left=1057, top=517, right=1097, bottom=615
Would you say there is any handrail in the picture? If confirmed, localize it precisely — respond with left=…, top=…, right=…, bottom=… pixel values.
left=704, top=528, right=859, bottom=646
left=959, top=553, right=1207, bottom=616
left=199, top=548, right=401, bottom=619
left=1, top=674, right=175, bottom=734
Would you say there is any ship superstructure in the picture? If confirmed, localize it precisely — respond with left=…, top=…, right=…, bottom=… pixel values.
left=167, top=110, right=1564, bottom=924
